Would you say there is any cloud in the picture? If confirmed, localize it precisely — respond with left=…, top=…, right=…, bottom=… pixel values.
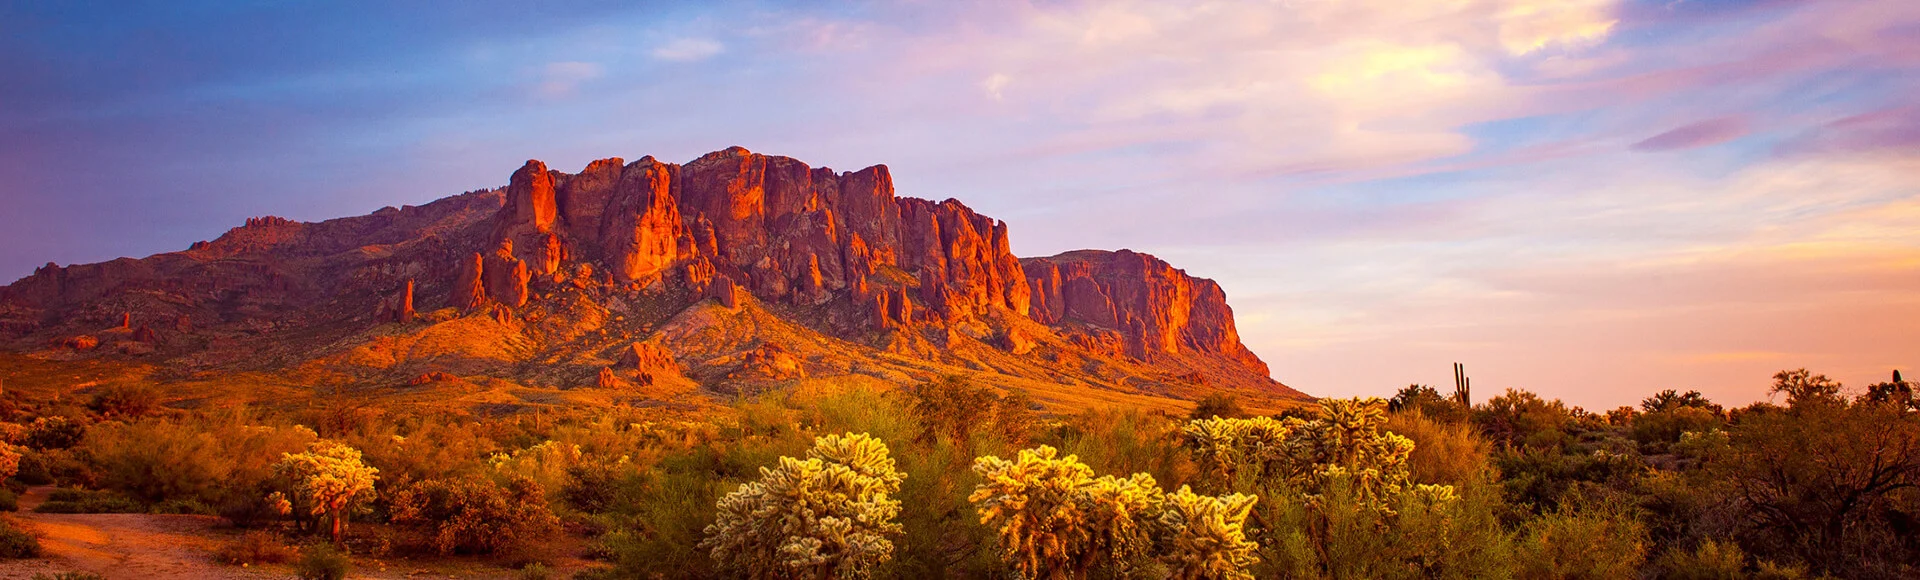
left=650, top=37, right=724, bottom=62
left=1776, top=107, right=1920, bottom=157
left=982, top=73, right=1011, bottom=101
left=1631, top=116, right=1750, bottom=151
left=1496, top=0, right=1619, bottom=55
left=536, top=61, right=603, bottom=98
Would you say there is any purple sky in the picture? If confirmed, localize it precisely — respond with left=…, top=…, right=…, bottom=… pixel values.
left=3, top=0, right=1917, bottom=409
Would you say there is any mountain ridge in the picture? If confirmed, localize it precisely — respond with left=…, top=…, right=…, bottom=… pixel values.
left=0, top=147, right=1307, bottom=412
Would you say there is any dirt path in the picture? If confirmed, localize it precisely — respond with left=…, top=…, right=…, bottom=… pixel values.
left=0, top=487, right=275, bottom=580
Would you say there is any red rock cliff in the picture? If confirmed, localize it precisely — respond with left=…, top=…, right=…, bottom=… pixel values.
left=1023, top=249, right=1272, bottom=380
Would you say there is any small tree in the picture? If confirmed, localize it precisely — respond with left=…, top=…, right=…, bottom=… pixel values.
left=1770, top=368, right=1842, bottom=408
left=269, top=439, right=378, bottom=544
left=702, top=432, right=906, bottom=579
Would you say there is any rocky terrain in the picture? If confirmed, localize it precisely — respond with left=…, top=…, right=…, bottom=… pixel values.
left=0, top=147, right=1305, bottom=412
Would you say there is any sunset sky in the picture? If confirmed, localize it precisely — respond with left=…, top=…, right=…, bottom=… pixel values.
left=2, top=0, right=1916, bottom=409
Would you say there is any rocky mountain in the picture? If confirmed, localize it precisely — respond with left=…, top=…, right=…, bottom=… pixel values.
left=0, top=147, right=1305, bottom=412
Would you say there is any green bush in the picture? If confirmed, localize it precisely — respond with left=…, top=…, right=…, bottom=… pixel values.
left=295, top=544, right=351, bottom=580
left=1514, top=495, right=1647, bottom=580
left=0, top=488, right=18, bottom=512
left=33, top=488, right=143, bottom=513
left=0, top=520, right=39, bottom=559
left=81, top=418, right=315, bottom=509
left=387, top=475, right=559, bottom=555
left=1189, top=392, right=1247, bottom=420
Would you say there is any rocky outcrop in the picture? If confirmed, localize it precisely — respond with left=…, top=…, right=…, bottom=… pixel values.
left=735, top=342, right=804, bottom=381
left=0, top=147, right=1296, bottom=402
left=383, top=280, right=416, bottom=323
left=1023, top=249, right=1270, bottom=378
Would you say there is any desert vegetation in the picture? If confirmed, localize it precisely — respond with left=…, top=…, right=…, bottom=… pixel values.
left=0, top=369, right=1910, bottom=579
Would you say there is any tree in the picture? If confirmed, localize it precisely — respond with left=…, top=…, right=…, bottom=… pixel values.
left=702, top=432, right=906, bottom=580
left=268, top=439, right=379, bottom=544
left=1640, top=389, right=1723, bottom=415
left=1861, top=370, right=1916, bottom=412
left=1713, top=392, right=1920, bottom=576
left=1769, top=369, right=1842, bottom=408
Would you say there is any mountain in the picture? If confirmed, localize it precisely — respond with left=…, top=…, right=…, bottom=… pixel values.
left=0, top=147, right=1306, bottom=413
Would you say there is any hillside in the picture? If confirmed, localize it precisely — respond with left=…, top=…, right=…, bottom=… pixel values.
left=0, top=147, right=1306, bottom=413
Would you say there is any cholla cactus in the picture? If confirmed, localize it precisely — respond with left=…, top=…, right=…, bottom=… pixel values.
left=702, top=432, right=905, bottom=579
left=972, top=446, right=1263, bottom=580
left=1182, top=398, right=1446, bottom=513
left=0, top=442, right=20, bottom=480
left=970, top=445, right=1166, bottom=579
left=1182, top=416, right=1296, bottom=486
left=270, top=439, right=379, bottom=544
left=1159, top=486, right=1259, bottom=580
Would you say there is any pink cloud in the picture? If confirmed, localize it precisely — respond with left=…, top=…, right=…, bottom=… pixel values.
left=1776, top=107, right=1920, bottom=157
left=1631, top=116, right=1750, bottom=151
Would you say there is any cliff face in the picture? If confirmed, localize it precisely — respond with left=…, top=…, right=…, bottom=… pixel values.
left=0, top=147, right=1304, bottom=406
left=1022, top=250, right=1272, bottom=390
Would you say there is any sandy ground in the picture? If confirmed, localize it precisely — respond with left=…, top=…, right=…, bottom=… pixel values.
left=0, top=487, right=276, bottom=579
left=0, top=487, right=597, bottom=580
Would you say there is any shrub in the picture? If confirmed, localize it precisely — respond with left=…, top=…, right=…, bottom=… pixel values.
left=0, top=520, right=39, bottom=559
left=1387, top=411, right=1493, bottom=487
left=518, top=562, right=553, bottom=580
left=81, top=417, right=317, bottom=514
left=387, top=475, right=559, bottom=555
left=151, top=498, right=214, bottom=515
left=1656, top=538, right=1746, bottom=580
left=1514, top=495, right=1647, bottom=580
left=1631, top=407, right=1723, bottom=452
left=702, top=432, right=906, bottom=579
left=907, top=376, right=1033, bottom=447
left=1189, top=393, right=1246, bottom=420
left=0, top=488, right=17, bottom=512
left=24, top=417, right=84, bottom=450
left=295, top=543, right=351, bottom=580
left=216, top=530, right=295, bottom=565
left=88, top=384, right=161, bottom=419
left=32, top=488, right=143, bottom=513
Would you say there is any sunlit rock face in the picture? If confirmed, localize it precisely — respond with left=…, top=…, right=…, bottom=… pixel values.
left=0, top=147, right=1301, bottom=401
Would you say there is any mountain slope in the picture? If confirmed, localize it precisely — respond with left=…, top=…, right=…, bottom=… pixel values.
left=0, top=147, right=1307, bottom=412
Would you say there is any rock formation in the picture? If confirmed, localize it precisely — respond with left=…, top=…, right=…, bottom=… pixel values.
left=0, top=147, right=1303, bottom=405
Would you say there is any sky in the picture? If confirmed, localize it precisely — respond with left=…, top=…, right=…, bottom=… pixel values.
left=1, top=0, right=1916, bottom=409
